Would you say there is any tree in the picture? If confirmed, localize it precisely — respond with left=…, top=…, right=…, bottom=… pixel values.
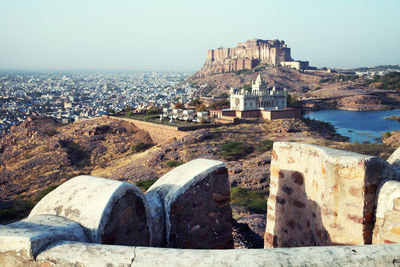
left=107, top=108, right=115, bottom=115
left=146, top=106, right=159, bottom=115
left=174, top=102, right=184, bottom=109
left=287, top=94, right=300, bottom=107
left=196, top=103, right=208, bottom=112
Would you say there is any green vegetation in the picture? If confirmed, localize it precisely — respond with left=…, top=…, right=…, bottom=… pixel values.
left=166, top=160, right=185, bottom=168
left=233, top=69, right=252, bottom=75
left=287, top=94, right=300, bottom=107
left=131, top=142, right=150, bottom=152
left=0, top=184, right=59, bottom=224
left=134, top=179, right=158, bottom=192
left=146, top=106, right=160, bottom=115
left=319, top=74, right=359, bottom=84
left=255, top=140, right=274, bottom=152
left=218, top=92, right=229, bottom=98
left=367, top=72, right=400, bottom=91
left=342, top=142, right=394, bottom=160
left=34, top=185, right=59, bottom=203
left=384, top=115, right=400, bottom=122
left=237, top=84, right=252, bottom=93
left=253, top=66, right=265, bottom=72
left=0, top=201, right=34, bottom=223
left=107, top=108, right=115, bottom=115
left=209, top=99, right=230, bottom=110
left=382, top=131, right=392, bottom=139
left=230, top=187, right=269, bottom=214
left=220, top=141, right=252, bottom=160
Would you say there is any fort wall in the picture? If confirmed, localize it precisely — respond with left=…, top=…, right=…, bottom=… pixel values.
left=198, top=39, right=293, bottom=77
left=2, top=143, right=400, bottom=266
left=265, top=142, right=397, bottom=247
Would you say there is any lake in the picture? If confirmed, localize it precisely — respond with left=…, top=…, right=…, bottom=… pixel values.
left=304, top=109, right=400, bottom=143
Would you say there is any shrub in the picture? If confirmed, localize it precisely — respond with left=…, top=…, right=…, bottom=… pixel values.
left=146, top=106, right=160, bottom=115
left=220, top=141, right=252, bottom=160
left=196, top=103, right=208, bottom=112
left=199, top=118, right=207, bottom=124
left=255, top=140, right=274, bottom=152
left=343, top=143, right=394, bottom=160
left=34, top=185, right=59, bottom=203
left=382, top=131, right=392, bottom=139
left=134, top=179, right=157, bottom=192
left=131, top=142, right=149, bottom=152
left=287, top=94, right=300, bottom=107
left=166, top=160, right=185, bottom=168
left=0, top=200, right=35, bottom=224
left=230, top=186, right=269, bottom=214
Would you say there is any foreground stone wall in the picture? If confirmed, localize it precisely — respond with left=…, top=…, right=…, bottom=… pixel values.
left=265, top=142, right=397, bottom=247
left=147, top=159, right=233, bottom=249
left=3, top=240, right=400, bottom=266
left=373, top=180, right=400, bottom=244
left=3, top=146, right=400, bottom=265
left=29, top=176, right=151, bottom=246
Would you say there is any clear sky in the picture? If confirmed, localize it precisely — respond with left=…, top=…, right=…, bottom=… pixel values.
left=0, top=0, right=399, bottom=72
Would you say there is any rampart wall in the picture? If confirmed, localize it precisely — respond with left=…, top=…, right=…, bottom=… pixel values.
left=2, top=144, right=400, bottom=266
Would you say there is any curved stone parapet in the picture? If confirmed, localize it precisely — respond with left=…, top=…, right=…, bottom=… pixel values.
left=29, top=175, right=151, bottom=246
left=373, top=180, right=400, bottom=244
left=0, top=215, right=87, bottom=264
left=265, top=142, right=397, bottom=248
left=146, top=159, right=233, bottom=249
left=34, top=242, right=400, bottom=267
left=388, top=146, right=400, bottom=168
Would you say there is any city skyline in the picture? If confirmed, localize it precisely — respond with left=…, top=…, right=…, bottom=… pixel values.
left=0, top=0, right=399, bottom=72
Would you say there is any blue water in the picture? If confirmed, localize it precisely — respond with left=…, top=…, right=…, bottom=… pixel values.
left=304, top=109, right=400, bottom=143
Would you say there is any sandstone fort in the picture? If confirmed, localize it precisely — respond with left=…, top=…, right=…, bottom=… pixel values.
left=197, top=39, right=310, bottom=77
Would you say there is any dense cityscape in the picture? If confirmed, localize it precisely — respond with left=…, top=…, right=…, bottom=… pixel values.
left=0, top=71, right=194, bottom=133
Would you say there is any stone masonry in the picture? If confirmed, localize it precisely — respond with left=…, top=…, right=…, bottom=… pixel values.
left=373, top=180, right=400, bottom=244
left=197, top=39, right=292, bottom=77
left=3, top=146, right=400, bottom=265
left=29, top=175, right=151, bottom=246
left=146, top=159, right=233, bottom=249
left=265, top=142, right=397, bottom=247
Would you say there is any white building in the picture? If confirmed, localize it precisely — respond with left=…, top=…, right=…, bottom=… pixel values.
left=230, top=74, right=287, bottom=111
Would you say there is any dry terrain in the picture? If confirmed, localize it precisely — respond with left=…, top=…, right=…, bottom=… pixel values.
left=0, top=116, right=396, bottom=247
left=188, top=67, right=400, bottom=111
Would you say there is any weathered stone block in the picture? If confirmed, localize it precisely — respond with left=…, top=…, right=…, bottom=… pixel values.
left=146, top=159, right=233, bottom=249
left=265, top=142, right=397, bottom=248
left=0, top=215, right=87, bottom=265
left=29, top=175, right=151, bottom=246
left=388, top=146, right=400, bottom=168
left=373, top=180, right=400, bottom=244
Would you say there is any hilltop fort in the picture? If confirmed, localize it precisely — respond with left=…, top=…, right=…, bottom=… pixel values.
left=196, top=39, right=309, bottom=77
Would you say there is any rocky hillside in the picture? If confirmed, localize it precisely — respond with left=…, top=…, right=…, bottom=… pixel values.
left=188, top=67, right=400, bottom=111
left=0, top=116, right=153, bottom=201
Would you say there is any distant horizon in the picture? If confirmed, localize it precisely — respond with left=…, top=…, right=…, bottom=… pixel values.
left=1, top=0, right=399, bottom=72
left=1, top=63, right=399, bottom=74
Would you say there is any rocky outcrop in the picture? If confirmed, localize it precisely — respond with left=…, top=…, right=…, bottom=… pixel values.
left=0, top=116, right=153, bottom=202
left=196, top=39, right=292, bottom=77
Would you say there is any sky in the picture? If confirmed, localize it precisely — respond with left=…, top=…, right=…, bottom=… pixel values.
left=0, top=0, right=399, bottom=72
